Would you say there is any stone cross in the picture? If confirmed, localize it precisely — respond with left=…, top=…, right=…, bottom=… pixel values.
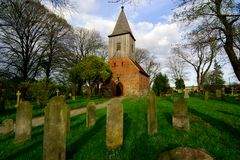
left=56, top=89, right=60, bottom=96
left=15, top=101, right=32, bottom=143
left=43, top=96, right=69, bottom=160
left=106, top=98, right=123, bottom=149
left=147, top=91, right=158, bottom=135
left=16, top=90, right=21, bottom=107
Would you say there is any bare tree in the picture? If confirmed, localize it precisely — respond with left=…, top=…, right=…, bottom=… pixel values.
left=176, top=31, right=218, bottom=91
left=72, top=27, right=104, bottom=63
left=167, top=49, right=188, bottom=83
left=175, top=0, right=240, bottom=81
left=41, top=13, right=72, bottom=83
left=0, top=0, right=48, bottom=82
left=135, top=48, right=149, bottom=64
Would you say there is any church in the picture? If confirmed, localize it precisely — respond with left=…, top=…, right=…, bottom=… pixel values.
left=106, top=6, right=149, bottom=96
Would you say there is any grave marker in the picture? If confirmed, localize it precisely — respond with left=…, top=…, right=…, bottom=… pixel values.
left=16, top=90, right=21, bottom=107
left=15, top=101, right=32, bottom=143
left=204, top=91, right=209, bottom=101
left=147, top=91, right=158, bottom=135
left=86, top=102, right=96, bottom=127
left=0, top=119, right=14, bottom=135
left=56, top=89, right=60, bottom=96
left=184, top=89, right=189, bottom=99
left=172, top=98, right=190, bottom=130
left=106, top=98, right=123, bottom=149
left=43, top=96, right=69, bottom=160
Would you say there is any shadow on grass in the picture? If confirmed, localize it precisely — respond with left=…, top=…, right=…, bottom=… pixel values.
left=163, top=113, right=172, bottom=126
left=66, top=115, right=106, bottom=159
left=217, top=110, right=240, bottom=118
left=1, top=136, right=43, bottom=160
left=123, top=113, right=132, bottom=140
left=189, top=108, right=240, bottom=140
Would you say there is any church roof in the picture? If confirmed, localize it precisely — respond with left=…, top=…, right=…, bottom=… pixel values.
left=130, top=59, right=150, bottom=77
left=108, top=6, right=135, bottom=41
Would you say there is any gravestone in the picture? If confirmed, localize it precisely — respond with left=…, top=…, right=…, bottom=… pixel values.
left=56, top=89, right=60, bottom=96
left=43, top=96, right=69, bottom=160
left=157, top=147, right=213, bottom=160
left=15, top=101, right=32, bottom=143
left=86, top=102, right=96, bottom=127
left=172, top=98, right=190, bottom=130
left=204, top=91, right=209, bottom=101
left=16, top=90, right=21, bottom=107
left=0, top=119, right=14, bottom=135
left=216, top=89, right=221, bottom=99
left=106, top=98, right=123, bottom=149
left=147, top=91, right=158, bottom=135
left=184, top=90, right=189, bottom=99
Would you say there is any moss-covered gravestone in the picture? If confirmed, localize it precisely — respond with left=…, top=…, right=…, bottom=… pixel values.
left=15, top=101, right=32, bottom=143
left=0, top=119, right=14, bottom=135
left=147, top=91, right=158, bottom=135
left=106, top=98, right=123, bottom=149
left=172, top=98, right=190, bottom=130
left=86, top=102, right=96, bottom=127
left=157, top=147, right=213, bottom=160
left=216, top=89, right=221, bottom=99
left=43, top=96, right=69, bottom=160
left=204, top=91, right=209, bottom=101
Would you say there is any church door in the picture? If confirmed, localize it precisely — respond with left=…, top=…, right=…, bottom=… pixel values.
left=116, top=83, right=123, bottom=96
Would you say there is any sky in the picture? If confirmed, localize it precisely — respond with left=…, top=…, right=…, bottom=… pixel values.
left=44, top=0, right=239, bottom=86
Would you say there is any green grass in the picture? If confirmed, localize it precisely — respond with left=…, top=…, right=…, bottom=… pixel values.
left=0, top=96, right=109, bottom=122
left=0, top=96, right=240, bottom=160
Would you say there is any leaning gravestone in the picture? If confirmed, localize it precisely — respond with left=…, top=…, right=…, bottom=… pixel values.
left=204, top=91, right=209, bottom=101
left=216, top=89, right=221, bottom=99
left=106, top=98, right=123, bottom=149
left=172, top=98, right=190, bottom=130
left=86, top=102, right=96, bottom=127
left=0, top=119, right=14, bottom=135
left=147, top=91, right=158, bottom=135
left=15, top=101, right=32, bottom=143
left=43, top=96, right=69, bottom=160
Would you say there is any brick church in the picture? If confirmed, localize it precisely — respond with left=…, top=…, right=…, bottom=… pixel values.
left=105, top=6, right=149, bottom=96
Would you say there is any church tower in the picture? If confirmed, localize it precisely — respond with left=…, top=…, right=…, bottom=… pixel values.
left=107, top=7, right=149, bottom=96
left=108, top=6, right=135, bottom=61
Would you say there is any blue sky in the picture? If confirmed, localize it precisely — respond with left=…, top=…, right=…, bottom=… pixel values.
left=45, top=0, right=239, bottom=86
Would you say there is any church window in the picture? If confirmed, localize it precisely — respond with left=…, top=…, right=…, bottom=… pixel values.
left=117, top=43, right=121, bottom=51
left=114, top=63, right=116, bottom=67
left=122, top=62, right=123, bottom=66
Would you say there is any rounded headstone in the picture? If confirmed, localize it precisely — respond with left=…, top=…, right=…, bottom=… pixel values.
left=157, top=147, right=213, bottom=160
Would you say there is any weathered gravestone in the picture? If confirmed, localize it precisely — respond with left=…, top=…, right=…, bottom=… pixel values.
left=0, top=119, right=14, bottom=135
left=157, top=147, right=213, bottom=160
left=204, top=91, right=209, bottom=101
left=216, top=89, right=222, bottom=99
left=86, top=102, right=96, bottom=127
left=147, top=91, right=158, bottom=135
left=15, top=101, right=32, bottom=143
left=43, top=96, right=69, bottom=160
left=106, top=98, right=123, bottom=149
left=184, top=90, right=189, bottom=99
left=172, top=98, right=190, bottom=130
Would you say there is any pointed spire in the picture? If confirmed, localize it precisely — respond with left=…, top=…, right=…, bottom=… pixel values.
left=109, top=6, right=135, bottom=40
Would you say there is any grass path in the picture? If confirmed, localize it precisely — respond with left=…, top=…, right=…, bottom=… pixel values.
left=31, top=97, right=124, bottom=127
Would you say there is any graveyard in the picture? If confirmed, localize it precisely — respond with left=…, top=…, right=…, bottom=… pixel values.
left=0, top=94, right=240, bottom=160
left=1, top=0, right=240, bottom=160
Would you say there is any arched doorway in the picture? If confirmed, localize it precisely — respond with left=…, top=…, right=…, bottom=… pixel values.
left=116, top=82, right=123, bottom=96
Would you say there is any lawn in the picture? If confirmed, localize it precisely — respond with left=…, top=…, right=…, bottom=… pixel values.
left=0, top=95, right=240, bottom=160
left=0, top=96, right=109, bottom=122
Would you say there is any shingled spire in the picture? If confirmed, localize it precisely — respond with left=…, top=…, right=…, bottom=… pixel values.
left=109, top=6, right=135, bottom=41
